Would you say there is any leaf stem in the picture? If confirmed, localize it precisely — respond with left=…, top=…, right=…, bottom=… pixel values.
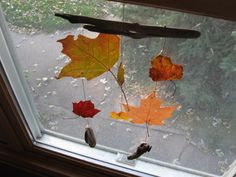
left=108, top=69, right=129, bottom=110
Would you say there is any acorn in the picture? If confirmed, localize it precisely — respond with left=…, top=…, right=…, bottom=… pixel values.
left=84, top=127, right=96, bottom=148
left=127, top=143, right=152, bottom=160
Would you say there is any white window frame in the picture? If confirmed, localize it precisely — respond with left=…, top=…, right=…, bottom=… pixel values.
left=0, top=6, right=42, bottom=139
left=0, top=3, right=234, bottom=177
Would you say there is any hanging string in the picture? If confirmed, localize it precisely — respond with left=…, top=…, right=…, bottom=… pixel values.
left=81, top=78, right=86, bottom=100
left=158, top=29, right=177, bottom=98
left=120, top=2, right=125, bottom=111
left=78, top=27, right=90, bottom=126
left=160, top=26, right=167, bottom=55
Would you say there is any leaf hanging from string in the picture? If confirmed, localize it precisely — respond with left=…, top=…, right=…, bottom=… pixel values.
left=57, top=33, right=120, bottom=80
left=73, top=100, right=100, bottom=118
left=149, top=55, right=183, bottom=81
left=112, top=92, right=177, bottom=125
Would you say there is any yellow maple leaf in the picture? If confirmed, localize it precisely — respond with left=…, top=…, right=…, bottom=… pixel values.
left=57, top=33, right=120, bottom=80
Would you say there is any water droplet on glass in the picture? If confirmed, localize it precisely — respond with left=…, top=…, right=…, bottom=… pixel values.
left=215, top=149, right=224, bottom=158
left=100, top=101, right=105, bottom=105
left=110, top=122, right=115, bottom=126
left=37, top=83, right=42, bottom=88
left=16, top=44, right=21, bottom=48
left=51, top=126, right=58, bottom=131
left=105, top=86, right=111, bottom=91
left=42, top=77, right=48, bottom=82
left=70, top=79, right=77, bottom=84
left=31, top=86, right=35, bottom=92
left=186, top=108, right=193, bottom=115
left=212, top=117, right=222, bottom=127
left=52, top=91, right=57, bottom=95
left=172, top=159, right=181, bottom=165
left=100, top=78, right=107, bottom=84
left=163, top=133, right=172, bottom=139
left=55, top=31, right=59, bottom=35
left=49, top=105, right=55, bottom=108
left=126, top=128, right=131, bottom=132
left=138, top=45, right=145, bottom=48
left=223, top=122, right=231, bottom=129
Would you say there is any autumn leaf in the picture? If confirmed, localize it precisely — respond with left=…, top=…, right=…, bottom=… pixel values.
left=110, top=111, right=130, bottom=121
left=121, top=92, right=177, bottom=125
left=117, top=62, right=125, bottom=86
left=73, top=100, right=100, bottom=118
left=149, top=55, right=183, bottom=81
left=57, top=33, right=120, bottom=80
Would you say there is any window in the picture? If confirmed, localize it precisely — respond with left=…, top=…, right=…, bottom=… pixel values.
left=0, top=1, right=236, bottom=177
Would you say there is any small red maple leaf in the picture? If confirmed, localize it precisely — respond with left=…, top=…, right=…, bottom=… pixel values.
left=72, top=100, right=100, bottom=118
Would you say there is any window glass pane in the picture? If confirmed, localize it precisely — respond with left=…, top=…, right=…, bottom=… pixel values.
left=1, top=0, right=236, bottom=176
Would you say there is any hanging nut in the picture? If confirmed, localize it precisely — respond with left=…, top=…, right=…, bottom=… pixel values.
left=84, top=127, right=96, bottom=148
left=127, top=143, right=152, bottom=160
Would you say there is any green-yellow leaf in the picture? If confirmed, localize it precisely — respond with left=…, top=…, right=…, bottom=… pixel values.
left=117, top=62, right=124, bottom=86
left=57, top=33, right=120, bottom=80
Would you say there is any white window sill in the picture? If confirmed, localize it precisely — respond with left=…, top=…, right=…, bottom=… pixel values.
left=36, top=131, right=218, bottom=177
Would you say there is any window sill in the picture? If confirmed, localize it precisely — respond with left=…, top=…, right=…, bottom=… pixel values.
left=35, top=131, right=217, bottom=177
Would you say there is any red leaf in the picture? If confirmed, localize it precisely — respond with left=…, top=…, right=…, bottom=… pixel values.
left=72, top=100, right=100, bottom=118
left=149, top=55, right=183, bottom=81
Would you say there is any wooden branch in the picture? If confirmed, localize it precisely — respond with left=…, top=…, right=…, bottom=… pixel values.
left=55, top=13, right=200, bottom=39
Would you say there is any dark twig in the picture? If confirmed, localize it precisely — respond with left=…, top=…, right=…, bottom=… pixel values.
left=55, top=13, right=200, bottom=39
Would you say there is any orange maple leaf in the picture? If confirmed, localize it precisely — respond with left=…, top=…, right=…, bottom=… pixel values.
left=149, top=55, right=183, bottom=81
left=120, top=92, right=177, bottom=125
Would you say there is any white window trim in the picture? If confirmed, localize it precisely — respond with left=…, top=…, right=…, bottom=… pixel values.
left=38, top=130, right=219, bottom=177
left=0, top=3, right=233, bottom=177
left=0, top=5, right=43, bottom=139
